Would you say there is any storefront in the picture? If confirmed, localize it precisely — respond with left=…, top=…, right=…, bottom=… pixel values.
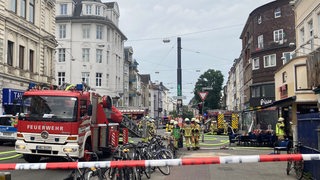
left=1, top=88, right=24, bottom=115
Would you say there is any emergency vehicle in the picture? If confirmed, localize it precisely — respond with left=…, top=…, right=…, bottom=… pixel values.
left=207, top=110, right=239, bottom=134
left=0, top=115, right=17, bottom=144
left=15, top=83, right=127, bottom=163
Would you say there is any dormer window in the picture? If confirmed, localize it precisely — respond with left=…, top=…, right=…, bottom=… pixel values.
left=258, top=16, right=262, bottom=24
left=274, top=7, right=281, bottom=18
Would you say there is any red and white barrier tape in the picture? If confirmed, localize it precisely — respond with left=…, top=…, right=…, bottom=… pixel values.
left=1, top=154, right=319, bottom=170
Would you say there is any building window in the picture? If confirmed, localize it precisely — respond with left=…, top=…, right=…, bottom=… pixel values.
left=96, top=6, right=101, bottom=15
left=96, top=49, right=102, bottom=63
left=107, top=28, right=111, bottom=42
left=274, top=29, right=284, bottom=42
left=29, top=0, right=34, bottom=23
left=308, top=20, right=314, bottom=49
left=7, top=41, right=14, bottom=66
left=82, top=72, right=90, bottom=85
left=86, top=5, right=92, bottom=15
left=82, top=24, right=90, bottom=39
left=96, top=25, right=103, bottom=39
left=58, top=72, right=65, bottom=86
left=19, top=45, right=25, bottom=69
left=261, top=84, right=274, bottom=97
left=282, top=52, right=291, bottom=64
left=10, top=0, right=17, bottom=13
left=106, top=51, right=110, bottom=64
left=257, top=35, right=263, bottom=49
left=295, top=65, right=309, bottom=90
left=258, top=15, right=262, bottom=24
left=59, top=24, right=66, bottom=39
left=96, top=73, right=102, bottom=87
left=29, top=49, right=34, bottom=72
left=82, top=48, right=90, bottom=62
left=252, top=57, right=259, bottom=70
left=58, top=48, right=66, bottom=62
left=300, top=28, right=305, bottom=47
left=263, top=54, right=276, bottom=68
left=60, top=4, right=67, bottom=15
left=274, top=7, right=281, bottom=18
left=20, top=0, right=26, bottom=18
left=251, top=86, right=260, bottom=98
left=282, top=71, right=287, bottom=83
left=106, top=74, right=109, bottom=86
left=318, top=13, right=320, bottom=37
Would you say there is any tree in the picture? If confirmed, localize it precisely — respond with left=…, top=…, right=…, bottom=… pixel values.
left=169, top=105, right=193, bottom=119
left=194, top=69, right=224, bottom=111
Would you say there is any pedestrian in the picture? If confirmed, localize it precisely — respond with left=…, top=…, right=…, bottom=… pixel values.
left=276, top=117, right=285, bottom=141
left=182, top=118, right=192, bottom=150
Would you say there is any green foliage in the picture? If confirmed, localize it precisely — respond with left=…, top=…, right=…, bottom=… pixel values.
left=169, top=106, right=194, bottom=119
left=194, top=69, right=224, bottom=110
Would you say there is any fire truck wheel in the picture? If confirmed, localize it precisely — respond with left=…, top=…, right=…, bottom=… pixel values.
left=23, top=154, right=41, bottom=163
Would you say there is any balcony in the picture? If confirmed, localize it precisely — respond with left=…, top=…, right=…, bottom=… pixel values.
left=129, top=77, right=137, bottom=82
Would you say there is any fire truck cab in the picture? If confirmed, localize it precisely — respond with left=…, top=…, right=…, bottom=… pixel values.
left=15, top=83, right=125, bottom=163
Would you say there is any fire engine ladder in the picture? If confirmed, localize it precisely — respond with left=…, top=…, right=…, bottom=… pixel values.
left=121, top=115, right=142, bottom=137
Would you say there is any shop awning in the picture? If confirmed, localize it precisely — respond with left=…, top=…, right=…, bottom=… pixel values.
left=242, top=96, right=296, bottom=112
left=262, top=96, right=296, bottom=108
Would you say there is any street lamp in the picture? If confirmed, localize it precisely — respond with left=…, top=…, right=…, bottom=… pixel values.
left=163, top=37, right=183, bottom=116
left=177, top=37, right=182, bottom=116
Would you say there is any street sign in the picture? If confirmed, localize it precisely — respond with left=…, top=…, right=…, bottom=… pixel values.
left=198, top=91, right=208, bottom=101
left=202, top=87, right=213, bottom=90
left=172, top=96, right=186, bottom=99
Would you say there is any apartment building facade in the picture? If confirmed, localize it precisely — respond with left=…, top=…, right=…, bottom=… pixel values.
left=0, top=0, right=56, bottom=115
left=272, top=0, right=320, bottom=144
left=235, top=0, right=296, bottom=131
left=55, top=0, right=126, bottom=105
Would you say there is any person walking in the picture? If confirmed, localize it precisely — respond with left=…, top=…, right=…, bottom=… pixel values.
left=182, top=118, right=192, bottom=150
left=276, top=117, right=285, bottom=141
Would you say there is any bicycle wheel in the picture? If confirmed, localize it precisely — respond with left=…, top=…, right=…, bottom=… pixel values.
left=156, top=149, right=173, bottom=175
left=286, top=148, right=293, bottom=175
left=143, top=153, right=152, bottom=179
left=294, top=161, right=304, bottom=180
left=286, top=160, right=293, bottom=175
left=167, top=142, right=177, bottom=158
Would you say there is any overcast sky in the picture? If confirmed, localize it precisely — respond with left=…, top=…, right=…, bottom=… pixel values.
left=105, top=0, right=274, bottom=103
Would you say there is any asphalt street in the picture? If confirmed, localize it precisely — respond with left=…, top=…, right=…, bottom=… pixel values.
left=141, top=129, right=297, bottom=180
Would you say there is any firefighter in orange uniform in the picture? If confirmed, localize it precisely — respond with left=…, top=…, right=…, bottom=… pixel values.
left=182, top=118, right=192, bottom=150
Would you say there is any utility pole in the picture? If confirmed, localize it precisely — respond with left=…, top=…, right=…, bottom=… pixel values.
left=177, top=37, right=182, bottom=116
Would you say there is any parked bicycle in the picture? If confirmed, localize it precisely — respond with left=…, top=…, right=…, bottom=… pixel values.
left=286, top=141, right=304, bottom=180
left=108, top=143, right=137, bottom=180
left=63, top=153, right=88, bottom=180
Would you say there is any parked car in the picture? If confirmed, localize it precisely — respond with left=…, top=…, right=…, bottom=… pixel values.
left=0, top=115, right=17, bottom=145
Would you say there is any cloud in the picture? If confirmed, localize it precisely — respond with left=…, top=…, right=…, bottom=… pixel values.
left=105, top=0, right=274, bottom=102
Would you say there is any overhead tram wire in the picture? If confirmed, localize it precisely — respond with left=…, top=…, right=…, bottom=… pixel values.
left=126, top=24, right=244, bottom=42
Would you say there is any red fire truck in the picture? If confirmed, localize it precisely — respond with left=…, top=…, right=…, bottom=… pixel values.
left=15, top=83, right=127, bottom=163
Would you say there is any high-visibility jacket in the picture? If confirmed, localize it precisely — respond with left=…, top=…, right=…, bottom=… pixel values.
left=192, top=124, right=201, bottom=135
left=276, top=122, right=285, bottom=136
left=183, top=124, right=192, bottom=137
left=172, top=127, right=181, bottom=139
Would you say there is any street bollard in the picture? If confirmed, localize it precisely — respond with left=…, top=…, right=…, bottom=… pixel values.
left=0, top=172, right=11, bottom=180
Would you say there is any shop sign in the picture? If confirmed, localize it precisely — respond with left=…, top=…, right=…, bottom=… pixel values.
left=2, top=88, right=24, bottom=105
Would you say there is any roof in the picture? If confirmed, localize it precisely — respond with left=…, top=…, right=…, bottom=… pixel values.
left=140, top=74, right=151, bottom=84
